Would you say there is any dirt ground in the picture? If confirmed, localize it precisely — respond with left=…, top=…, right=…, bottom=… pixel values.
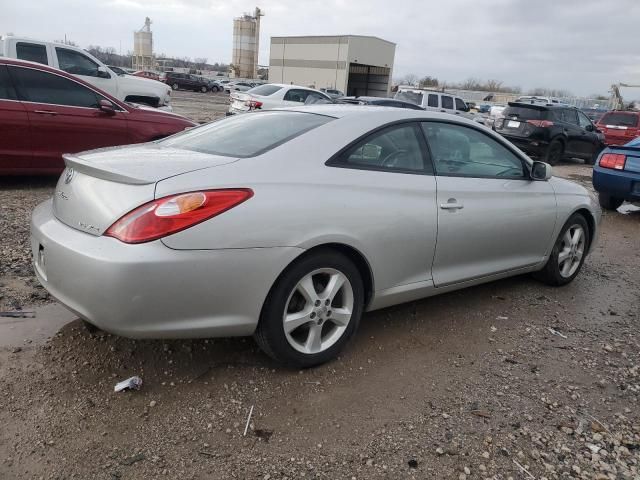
left=1, top=128, right=639, bottom=478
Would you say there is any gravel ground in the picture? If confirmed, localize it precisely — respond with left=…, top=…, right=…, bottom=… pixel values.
left=1, top=143, right=639, bottom=478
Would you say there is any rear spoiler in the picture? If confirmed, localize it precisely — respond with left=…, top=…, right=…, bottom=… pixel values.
left=63, top=154, right=154, bottom=185
left=507, top=101, right=548, bottom=110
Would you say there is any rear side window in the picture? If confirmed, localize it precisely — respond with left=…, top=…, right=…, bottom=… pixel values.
left=16, top=42, right=48, bottom=65
left=503, top=106, right=543, bottom=121
left=9, top=66, right=100, bottom=108
left=56, top=48, right=100, bottom=77
left=283, top=89, right=309, bottom=103
left=427, top=94, right=438, bottom=107
left=160, top=111, right=333, bottom=158
left=0, top=66, right=17, bottom=100
left=394, top=91, right=423, bottom=106
left=248, top=84, right=283, bottom=96
left=600, top=112, right=639, bottom=127
left=441, top=96, right=453, bottom=109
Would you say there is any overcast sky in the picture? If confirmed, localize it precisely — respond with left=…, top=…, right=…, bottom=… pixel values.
left=5, top=0, right=640, bottom=97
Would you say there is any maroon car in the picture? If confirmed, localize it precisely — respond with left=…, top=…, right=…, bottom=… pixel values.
left=596, top=111, right=640, bottom=146
left=0, top=58, right=197, bottom=175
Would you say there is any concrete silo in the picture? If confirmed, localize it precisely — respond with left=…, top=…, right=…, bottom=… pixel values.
left=231, top=7, right=263, bottom=79
left=133, top=17, right=153, bottom=71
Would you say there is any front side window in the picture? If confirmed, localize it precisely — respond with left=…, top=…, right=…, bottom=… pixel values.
left=16, top=42, right=48, bottom=65
left=561, top=109, right=579, bottom=125
left=283, top=89, right=309, bottom=103
left=332, top=123, right=428, bottom=173
left=455, top=98, right=468, bottom=111
left=160, top=111, right=333, bottom=158
left=422, top=122, right=525, bottom=178
left=9, top=66, right=100, bottom=108
left=0, top=66, right=17, bottom=100
left=577, top=111, right=592, bottom=129
left=56, top=48, right=100, bottom=77
left=427, top=94, right=438, bottom=107
left=441, top=96, right=454, bottom=109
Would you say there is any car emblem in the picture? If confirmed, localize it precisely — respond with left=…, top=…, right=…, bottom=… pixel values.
left=64, top=168, right=75, bottom=184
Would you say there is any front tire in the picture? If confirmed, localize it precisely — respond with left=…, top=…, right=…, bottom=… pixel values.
left=534, top=214, right=589, bottom=286
left=255, top=250, right=364, bottom=368
left=200, top=86, right=208, bottom=93
left=172, top=83, right=179, bottom=90
left=598, top=193, right=623, bottom=211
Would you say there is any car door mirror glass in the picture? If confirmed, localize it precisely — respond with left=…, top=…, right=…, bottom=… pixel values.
left=531, top=161, right=552, bottom=180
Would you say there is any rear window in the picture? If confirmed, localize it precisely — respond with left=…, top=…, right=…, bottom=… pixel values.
left=394, top=91, right=423, bottom=106
left=160, top=111, right=333, bottom=158
left=600, top=112, right=639, bottom=127
left=247, top=84, right=281, bottom=97
left=503, top=106, right=544, bottom=121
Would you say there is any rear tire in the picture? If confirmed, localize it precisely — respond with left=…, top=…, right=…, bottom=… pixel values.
left=544, top=138, right=564, bottom=165
left=533, top=214, right=589, bottom=286
left=255, top=250, right=364, bottom=368
left=200, top=86, right=208, bottom=93
left=598, top=193, right=623, bottom=211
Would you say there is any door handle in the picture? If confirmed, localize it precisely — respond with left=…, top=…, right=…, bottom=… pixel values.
left=440, top=200, right=464, bottom=210
left=34, top=110, right=57, bottom=115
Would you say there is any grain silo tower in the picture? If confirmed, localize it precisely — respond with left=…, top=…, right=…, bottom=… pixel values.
left=133, top=17, right=153, bottom=71
left=231, top=7, right=263, bottom=79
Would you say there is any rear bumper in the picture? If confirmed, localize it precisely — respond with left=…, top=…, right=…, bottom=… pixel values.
left=500, top=134, right=548, bottom=157
left=593, top=167, right=640, bottom=201
left=31, top=199, right=303, bottom=339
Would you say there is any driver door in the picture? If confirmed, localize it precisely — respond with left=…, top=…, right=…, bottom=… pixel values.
left=421, top=122, right=557, bottom=286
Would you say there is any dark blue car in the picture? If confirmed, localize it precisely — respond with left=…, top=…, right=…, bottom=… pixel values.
left=592, top=137, right=640, bottom=210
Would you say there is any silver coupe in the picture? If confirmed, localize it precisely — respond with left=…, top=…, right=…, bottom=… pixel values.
left=31, top=106, right=601, bottom=367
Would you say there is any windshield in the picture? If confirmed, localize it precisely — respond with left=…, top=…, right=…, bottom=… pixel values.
left=160, top=111, right=334, bottom=158
left=600, top=112, right=639, bottom=127
left=394, top=91, right=424, bottom=106
left=248, top=84, right=283, bottom=96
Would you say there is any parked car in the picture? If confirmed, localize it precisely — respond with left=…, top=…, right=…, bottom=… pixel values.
left=0, top=36, right=172, bottom=109
left=0, top=58, right=196, bottom=174
left=394, top=87, right=470, bottom=116
left=592, top=137, right=640, bottom=210
left=595, top=111, right=640, bottom=146
left=228, top=84, right=332, bottom=115
left=31, top=106, right=600, bottom=367
left=107, top=65, right=128, bottom=76
left=494, top=102, right=604, bottom=164
left=320, top=88, right=344, bottom=99
left=338, top=96, right=425, bottom=110
left=225, top=81, right=254, bottom=93
left=203, top=78, right=223, bottom=92
left=582, top=108, right=608, bottom=124
left=133, top=70, right=160, bottom=81
left=163, top=72, right=212, bottom=93
left=515, top=96, right=562, bottom=105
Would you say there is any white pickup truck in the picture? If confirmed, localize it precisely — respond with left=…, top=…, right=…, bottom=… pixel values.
left=0, top=36, right=172, bottom=109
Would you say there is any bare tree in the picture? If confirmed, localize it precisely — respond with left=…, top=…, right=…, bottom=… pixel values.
left=400, top=74, right=419, bottom=86
left=419, top=76, right=438, bottom=88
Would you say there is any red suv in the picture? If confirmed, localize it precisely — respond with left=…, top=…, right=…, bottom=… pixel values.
left=0, top=58, right=197, bottom=175
left=596, top=111, right=640, bottom=146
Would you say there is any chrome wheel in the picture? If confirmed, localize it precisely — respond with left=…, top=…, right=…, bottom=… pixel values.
left=558, top=224, right=585, bottom=278
left=283, top=268, right=354, bottom=355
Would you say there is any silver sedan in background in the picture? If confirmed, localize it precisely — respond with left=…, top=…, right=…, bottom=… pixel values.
left=31, top=106, right=600, bottom=367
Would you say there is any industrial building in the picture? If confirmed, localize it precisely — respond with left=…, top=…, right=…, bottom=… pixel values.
left=231, top=7, right=263, bottom=79
left=132, top=17, right=153, bottom=71
left=269, top=35, right=395, bottom=97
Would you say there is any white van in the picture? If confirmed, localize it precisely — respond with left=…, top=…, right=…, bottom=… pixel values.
left=0, top=36, right=171, bottom=109
left=394, top=86, right=470, bottom=116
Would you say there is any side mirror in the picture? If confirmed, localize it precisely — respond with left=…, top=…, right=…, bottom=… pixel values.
left=585, top=124, right=594, bottom=132
left=97, top=66, right=111, bottom=79
left=531, top=161, right=552, bottom=181
left=98, top=99, right=116, bottom=115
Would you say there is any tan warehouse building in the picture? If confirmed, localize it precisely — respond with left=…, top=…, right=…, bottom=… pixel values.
left=269, top=35, right=396, bottom=97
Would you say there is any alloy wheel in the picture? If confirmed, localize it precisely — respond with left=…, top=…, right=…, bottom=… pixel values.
left=558, top=224, right=586, bottom=278
left=283, top=268, right=354, bottom=355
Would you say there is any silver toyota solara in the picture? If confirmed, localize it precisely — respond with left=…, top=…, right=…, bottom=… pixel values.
left=31, top=106, right=601, bottom=367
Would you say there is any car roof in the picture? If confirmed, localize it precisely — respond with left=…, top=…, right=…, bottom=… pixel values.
left=507, top=101, right=574, bottom=110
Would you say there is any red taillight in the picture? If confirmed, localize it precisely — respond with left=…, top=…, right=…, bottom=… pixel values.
left=247, top=100, right=263, bottom=110
left=599, top=153, right=626, bottom=170
left=526, top=120, right=554, bottom=127
left=105, top=189, right=253, bottom=244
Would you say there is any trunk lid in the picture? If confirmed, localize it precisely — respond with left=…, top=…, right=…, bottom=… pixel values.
left=53, top=144, right=239, bottom=236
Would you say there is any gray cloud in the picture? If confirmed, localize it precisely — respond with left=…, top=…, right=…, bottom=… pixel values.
left=5, top=0, right=640, bottom=96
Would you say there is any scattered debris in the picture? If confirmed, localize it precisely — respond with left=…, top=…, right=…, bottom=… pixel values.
left=407, top=458, right=418, bottom=468
left=120, top=453, right=145, bottom=466
left=114, top=376, right=143, bottom=393
left=470, top=410, right=491, bottom=418
left=254, top=429, right=273, bottom=442
left=496, top=316, right=509, bottom=320
left=547, top=327, right=567, bottom=339
left=512, top=459, right=535, bottom=479
left=243, top=405, right=254, bottom=436
left=11, top=347, right=22, bottom=353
